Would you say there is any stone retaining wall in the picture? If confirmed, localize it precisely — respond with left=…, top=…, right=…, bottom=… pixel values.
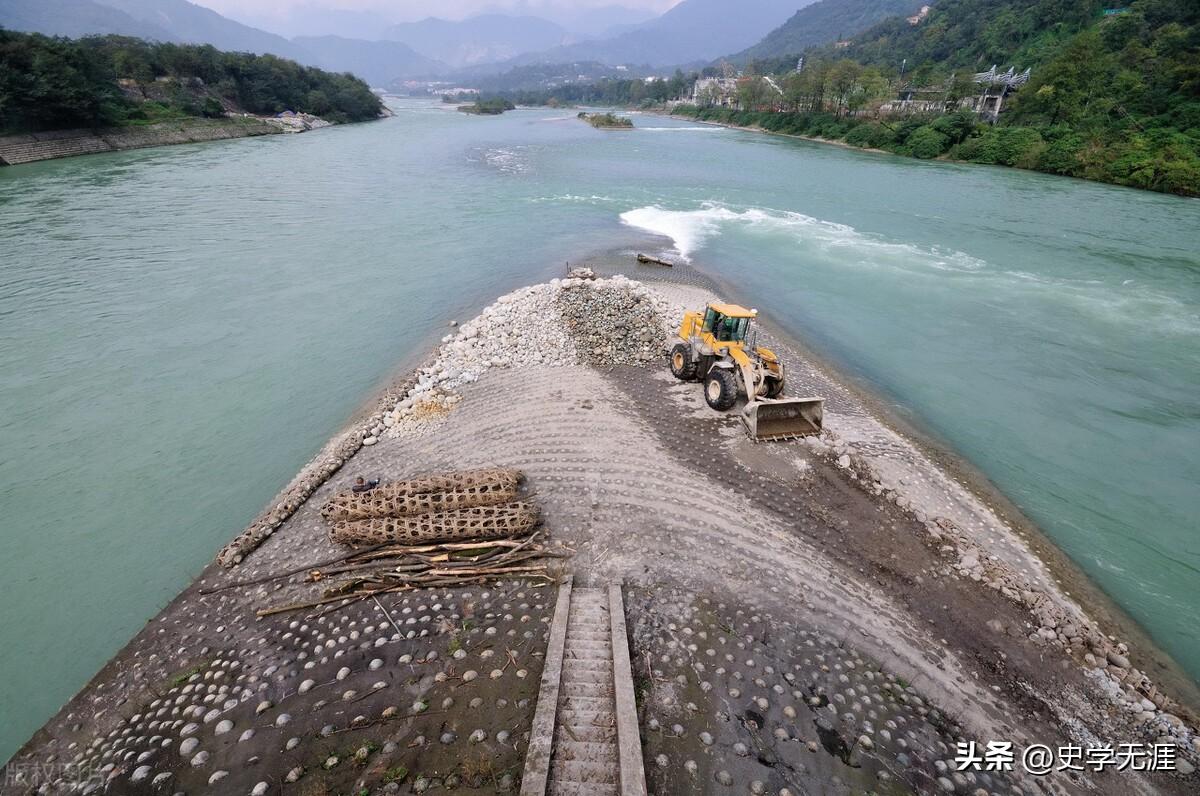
left=0, top=118, right=281, bottom=166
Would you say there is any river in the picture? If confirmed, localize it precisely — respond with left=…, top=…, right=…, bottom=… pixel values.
left=0, top=100, right=1197, bottom=763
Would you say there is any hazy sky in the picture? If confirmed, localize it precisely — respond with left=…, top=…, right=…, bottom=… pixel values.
left=191, top=0, right=682, bottom=25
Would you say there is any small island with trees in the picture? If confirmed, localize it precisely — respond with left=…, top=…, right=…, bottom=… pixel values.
left=578, top=112, right=634, bottom=129
left=458, top=99, right=517, bottom=116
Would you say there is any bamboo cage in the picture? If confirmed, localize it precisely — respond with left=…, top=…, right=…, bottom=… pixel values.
left=321, top=468, right=522, bottom=521
left=330, top=502, right=541, bottom=546
left=321, top=483, right=520, bottom=522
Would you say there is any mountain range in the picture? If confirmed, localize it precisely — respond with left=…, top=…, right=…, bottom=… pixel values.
left=501, top=0, right=813, bottom=68
left=383, top=14, right=576, bottom=69
left=0, top=0, right=904, bottom=86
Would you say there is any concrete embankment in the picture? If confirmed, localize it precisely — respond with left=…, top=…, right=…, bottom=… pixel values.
left=5, top=272, right=1198, bottom=794
left=0, top=118, right=283, bottom=166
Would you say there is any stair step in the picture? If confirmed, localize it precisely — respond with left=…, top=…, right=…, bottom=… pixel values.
left=560, top=669, right=611, bottom=686
left=555, top=723, right=616, bottom=743
left=548, top=760, right=619, bottom=784
left=562, top=658, right=610, bottom=673
left=548, top=779, right=619, bottom=796
left=551, top=739, right=619, bottom=762
left=559, top=681, right=613, bottom=698
left=570, top=617, right=608, bottom=627
left=558, top=709, right=616, bottom=726
left=559, top=695, right=611, bottom=710
left=564, top=640, right=611, bottom=653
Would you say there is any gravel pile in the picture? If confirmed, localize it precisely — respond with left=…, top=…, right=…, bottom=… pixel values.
left=556, top=275, right=675, bottom=367
left=377, top=276, right=677, bottom=439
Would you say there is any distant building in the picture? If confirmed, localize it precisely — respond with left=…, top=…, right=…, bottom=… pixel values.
left=878, top=66, right=1031, bottom=121
left=692, top=77, right=740, bottom=107
left=969, top=65, right=1032, bottom=120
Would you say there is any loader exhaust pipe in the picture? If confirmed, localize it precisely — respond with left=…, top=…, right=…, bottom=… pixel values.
left=742, top=397, right=824, bottom=441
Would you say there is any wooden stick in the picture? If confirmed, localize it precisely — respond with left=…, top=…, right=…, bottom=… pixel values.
left=200, top=544, right=390, bottom=594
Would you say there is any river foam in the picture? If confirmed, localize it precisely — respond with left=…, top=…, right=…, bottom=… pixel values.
left=619, top=202, right=986, bottom=273
left=618, top=203, right=1198, bottom=335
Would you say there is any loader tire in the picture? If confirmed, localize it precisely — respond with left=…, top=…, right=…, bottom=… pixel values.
left=670, top=343, right=697, bottom=380
left=766, top=376, right=785, bottom=398
left=704, top=368, right=739, bottom=411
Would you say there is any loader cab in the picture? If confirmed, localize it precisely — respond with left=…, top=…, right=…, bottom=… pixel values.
left=702, top=304, right=754, bottom=344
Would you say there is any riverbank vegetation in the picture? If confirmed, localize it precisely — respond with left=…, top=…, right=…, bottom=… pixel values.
left=774, top=0, right=1200, bottom=195
left=675, top=98, right=1199, bottom=196
left=504, top=0, right=1199, bottom=197
left=0, top=29, right=382, bottom=134
left=503, top=71, right=694, bottom=109
left=578, top=112, right=633, bottom=129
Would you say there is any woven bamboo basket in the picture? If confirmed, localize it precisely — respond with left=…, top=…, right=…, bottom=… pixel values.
left=321, top=468, right=522, bottom=521
left=329, top=502, right=541, bottom=546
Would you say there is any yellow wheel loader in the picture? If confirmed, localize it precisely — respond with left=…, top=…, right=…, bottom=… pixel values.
left=669, top=303, right=825, bottom=440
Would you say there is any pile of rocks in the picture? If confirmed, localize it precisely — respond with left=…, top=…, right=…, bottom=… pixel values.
left=556, top=275, right=675, bottom=367
left=262, top=112, right=332, bottom=133
left=378, top=276, right=676, bottom=439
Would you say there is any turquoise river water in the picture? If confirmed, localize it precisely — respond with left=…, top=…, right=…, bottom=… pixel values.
left=0, top=100, right=1197, bottom=762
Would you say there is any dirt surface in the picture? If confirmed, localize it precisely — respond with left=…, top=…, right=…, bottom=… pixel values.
left=5, top=269, right=1197, bottom=796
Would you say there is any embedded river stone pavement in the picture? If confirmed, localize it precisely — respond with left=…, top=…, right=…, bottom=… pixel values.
left=4, top=267, right=1197, bottom=796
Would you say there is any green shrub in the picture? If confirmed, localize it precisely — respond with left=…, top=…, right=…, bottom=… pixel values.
left=897, top=119, right=926, bottom=142
left=843, top=122, right=896, bottom=149
left=957, top=126, right=1046, bottom=166
left=930, top=111, right=979, bottom=145
left=907, top=126, right=950, bottom=158
left=1034, top=140, right=1079, bottom=174
left=844, top=124, right=877, bottom=147
left=201, top=97, right=224, bottom=118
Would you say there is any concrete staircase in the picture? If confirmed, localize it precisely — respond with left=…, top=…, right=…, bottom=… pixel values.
left=522, top=580, right=646, bottom=796
left=551, top=588, right=619, bottom=794
left=0, top=132, right=114, bottom=165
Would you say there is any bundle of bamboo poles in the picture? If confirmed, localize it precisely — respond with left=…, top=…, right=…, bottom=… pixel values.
left=321, top=468, right=536, bottom=546
left=256, top=532, right=566, bottom=617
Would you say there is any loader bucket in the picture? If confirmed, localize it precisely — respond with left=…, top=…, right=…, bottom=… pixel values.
left=742, top=397, right=824, bottom=441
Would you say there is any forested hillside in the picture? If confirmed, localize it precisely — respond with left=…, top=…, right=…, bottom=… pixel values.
left=0, top=30, right=382, bottom=133
left=804, top=0, right=1200, bottom=193
left=732, top=0, right=926, bottom=62
left=673, top=0, right=1195, bottom=195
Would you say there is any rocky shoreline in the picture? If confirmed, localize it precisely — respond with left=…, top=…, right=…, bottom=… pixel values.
left=0, top=114, right=336, bottom=167
left=5, top=271, right=1198, bottom=794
